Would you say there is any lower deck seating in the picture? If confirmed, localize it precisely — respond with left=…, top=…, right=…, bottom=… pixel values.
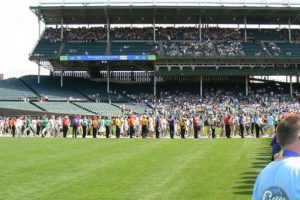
left=33, top=102, right=93, bottom=115
left=114, top=103, right=150, bottom=114
left=22, top=76, right=87, bottom=101
left=0, top=78, right=37, bottom=100
left=0, top=102, right=41, bottom=111
left=74, top=102, right=121, bottom=116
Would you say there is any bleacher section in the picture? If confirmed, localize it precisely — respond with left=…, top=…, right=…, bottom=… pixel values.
left=22, top=76, right=86, bottom=101
left=110, top=82, right=153, bottom=95
left=114, top=103, right=150, bottom=114
left=110, top=42, right=155, bottom=55
left=247, top=29, right=288, bottom=42
left=31, top=27, right=300, bottom=59
left=74, top=102, right=121, bottom=116
left=271, top=43, right=300, bottom=57
left=33, top=102, right=93, bottom=115
left=242, top=43, right=268, bottom=57
left=66, top=78, right=128, bottom=102
left=0, top=102, right=42, bottom=111
left=0, top=78, right=37, bottom=100
left=63, top=42, right=107, bottom=55
left=31, top=40, right=61, bottom=59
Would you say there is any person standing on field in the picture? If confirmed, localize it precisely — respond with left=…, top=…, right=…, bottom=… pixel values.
left=115, top=116, right=121, bottom=138
left=105, top=116, right=111, bottom=138
left=81, top=116, right=88, bottom=138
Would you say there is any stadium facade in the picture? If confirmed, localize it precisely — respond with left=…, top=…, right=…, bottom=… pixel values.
left=29, top=0, right=300, bottom=97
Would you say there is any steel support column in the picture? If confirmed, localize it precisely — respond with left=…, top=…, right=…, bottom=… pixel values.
left=199, top=17, right=202, bottom=42
left=245, top=76, right=249, bottom=96
left=60, top=18, right=64, bottom=40
left=290, top=75, right=293, bottom=96
left=200, top=75, right=203, bottom=97
left=107, top=64, right=110, bottom=94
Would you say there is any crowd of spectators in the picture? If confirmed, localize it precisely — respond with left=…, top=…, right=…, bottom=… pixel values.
left=65, top=27, right=107, bottom=42
left=164, top=40, right=216, bottom=57
left=215, top=41, right=245, bottom=56
left=41, top=26, right=300, bottom=58
left=111, top=27, right=153, bottom=40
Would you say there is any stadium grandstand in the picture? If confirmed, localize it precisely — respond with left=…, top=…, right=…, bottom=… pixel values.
left=0, top=0, right=299, bottom=116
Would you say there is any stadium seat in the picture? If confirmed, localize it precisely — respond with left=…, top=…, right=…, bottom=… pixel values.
left=33, top=102, right=93, bottom=115
left=21, top=76, right=87, bottom=101
left=74, top=102, right=121, bottom=116
left=0, top=78, right=37, bottom=100
left=0, top=101, right=42, bottom=111
left=110, top=42, right=155, bottom=55
left=62, top=42, right=107, bottom=55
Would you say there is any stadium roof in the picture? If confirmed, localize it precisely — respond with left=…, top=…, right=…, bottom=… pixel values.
left=31, top=0, right=300, bottom=25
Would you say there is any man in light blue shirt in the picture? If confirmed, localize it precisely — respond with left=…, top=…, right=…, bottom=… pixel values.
left=252, top=115, right=300, bottom=200
left=267, top=114, right=275, bottom=137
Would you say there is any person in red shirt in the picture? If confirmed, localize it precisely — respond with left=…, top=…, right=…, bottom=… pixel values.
left=224, top=114, right=233, bottom=138
left=62, top=116, right=70, bottom=138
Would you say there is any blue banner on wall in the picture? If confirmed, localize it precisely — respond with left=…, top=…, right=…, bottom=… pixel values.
left=60, top=55, right=156, bottom=61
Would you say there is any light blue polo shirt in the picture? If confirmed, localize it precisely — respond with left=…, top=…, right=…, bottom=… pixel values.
left=252, top=157, right=300, bottom=200
left=267, top=115, right=274, bottom=126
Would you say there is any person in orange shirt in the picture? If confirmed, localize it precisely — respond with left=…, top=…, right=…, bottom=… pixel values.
left=128, top=115, right=135, bottom=138
left=92, top=116, right=99, bottom=138
left=10, top=117, right=16, bottom=137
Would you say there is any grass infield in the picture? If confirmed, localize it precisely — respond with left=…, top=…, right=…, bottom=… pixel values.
left=0, top=138, right=271, bottom=200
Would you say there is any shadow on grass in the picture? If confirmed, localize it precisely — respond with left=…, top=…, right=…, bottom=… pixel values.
left=232, top=141, right=271, bottom=196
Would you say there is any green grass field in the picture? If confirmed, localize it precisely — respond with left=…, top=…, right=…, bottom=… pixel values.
left=0, top=138, right=271, bottom=200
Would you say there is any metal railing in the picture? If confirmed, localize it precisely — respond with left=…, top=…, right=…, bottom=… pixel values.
left=38, top=0, right=300, bottom=7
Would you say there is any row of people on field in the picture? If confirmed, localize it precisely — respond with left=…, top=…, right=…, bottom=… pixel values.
left=0, top=111, right=295, bottom=139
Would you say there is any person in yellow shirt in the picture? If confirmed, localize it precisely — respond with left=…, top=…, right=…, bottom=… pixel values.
left=141, top=116, right=149, bottom=138
left=115, top=116, right=121, bottom=138
left=179, top=117, right=187, bottom=139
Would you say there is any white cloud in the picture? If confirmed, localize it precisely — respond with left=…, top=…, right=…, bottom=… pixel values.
left=0, top=0, right=42, bottom=74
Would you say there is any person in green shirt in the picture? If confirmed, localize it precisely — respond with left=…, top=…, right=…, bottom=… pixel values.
left=41, top=116, right=48, bottom=137
left=105, top=117, right=111, bottom=138
left=25, top=116, right=32, bottom=136
left=81, top=117, right=88, bottom=138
